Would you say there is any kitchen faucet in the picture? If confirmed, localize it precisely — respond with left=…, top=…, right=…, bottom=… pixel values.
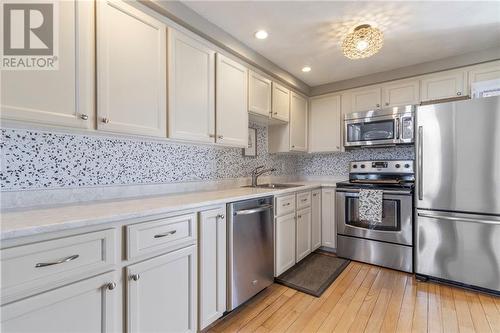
left=251, top=165, right=276, bottom=187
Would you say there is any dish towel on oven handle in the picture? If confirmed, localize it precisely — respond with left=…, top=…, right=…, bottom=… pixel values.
left=359, top=189, right=383, bottom=224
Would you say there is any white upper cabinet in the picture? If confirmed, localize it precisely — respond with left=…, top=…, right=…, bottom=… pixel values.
left=350, top=86, right=382, bottom=112
left=1, top=0, right=94, bottom=129
left=468, top=61, right=500, bottom=85
left=309, top=94, right=341, bottom=152
left=289, top=92, right=308, bottom=152
left=216, top=54, right=249, bottom=147
left=127, top=246, right=197, bottom=333
left=420, top=69, right=467, bottom=102
left=381, top=79, right=420, bottom=107
left=248, top=71, right=272, bottom=117
left=198, top=207, right=226, bottom=330
left=168, top=29, right=216, bottom=143
left=272, top=83, right=291, bottom=122
left=97, top=0, right=167, bottom=137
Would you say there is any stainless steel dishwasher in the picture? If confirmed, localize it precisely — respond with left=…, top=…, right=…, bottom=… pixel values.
left=227, top=196, right=274, bottom=311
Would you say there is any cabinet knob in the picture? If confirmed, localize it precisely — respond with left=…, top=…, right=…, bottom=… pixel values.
left=385, top=102, right=389, bottom=106
left=298, top=215, right=302, bottom=218
left=131, top=274, right=140, bottom=281
left=102, top=118, right=110, bottom=124
left=217, top=214, right=225, bottom=220
left=292, top=145, right=295, bottom=148
left=457, top=91, right=462, bottom=96
left=80, top=114, right=89, bottom=120
left=209, top=133, right=215, bottom=138
left=273, top=112, right=278, bottom=115
left=106, top=282, right=117, bottom=290
left=376, top=104, right=380, bottom=108
left=218, top=135, right=223, bottom=139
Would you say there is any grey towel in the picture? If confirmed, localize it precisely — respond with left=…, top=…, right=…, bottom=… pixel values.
left=359, top=189, right=383, bottom=224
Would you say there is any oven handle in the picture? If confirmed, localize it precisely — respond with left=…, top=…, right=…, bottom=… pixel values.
left=396, top=117, right=400, bottom=140
left=336, top=188, right=412, bottom=195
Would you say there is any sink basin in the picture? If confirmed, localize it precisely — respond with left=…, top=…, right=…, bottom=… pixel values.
left=243, top=183, right=304, bottom=189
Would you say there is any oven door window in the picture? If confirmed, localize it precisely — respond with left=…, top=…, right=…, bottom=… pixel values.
left=345, top=196, right=401, bottom=231
left=346, top=120, right=395, bottom=143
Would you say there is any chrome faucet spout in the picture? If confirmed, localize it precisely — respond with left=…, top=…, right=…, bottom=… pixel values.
left=250, top=166, right=276, bottom=187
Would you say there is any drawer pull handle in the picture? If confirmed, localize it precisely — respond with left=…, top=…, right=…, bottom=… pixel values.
left=154, top=230, right=177, bottom=238
left=283, top=203, right=290, bottom=207
left=301, top=199, right=308, bottom=202
left=35, top=254, right=79, bottom=268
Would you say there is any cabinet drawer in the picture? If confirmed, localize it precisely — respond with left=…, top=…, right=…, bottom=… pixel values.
left=1, top=229, right=116, bottom=303
left=126, top=213, right=197, bottom=259
left=275, top=195, right=296, bottom=217
left=296, top=191, right=312, bottom=209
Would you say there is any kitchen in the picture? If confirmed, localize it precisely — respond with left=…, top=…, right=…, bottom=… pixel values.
left=1, top=1, right=499, bottom=332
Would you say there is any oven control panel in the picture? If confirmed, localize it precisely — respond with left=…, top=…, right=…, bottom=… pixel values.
left=350, top=160, right=414, bottom=174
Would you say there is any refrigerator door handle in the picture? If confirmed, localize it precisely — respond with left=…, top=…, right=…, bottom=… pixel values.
left=418, top=212, right=500, bottom=225
left=417, top=126, right=423, bottom=200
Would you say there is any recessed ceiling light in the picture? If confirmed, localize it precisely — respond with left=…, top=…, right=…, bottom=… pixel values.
left=254, top=30, right=268, bottom=40
left=302, top=66, right=311, bottom=73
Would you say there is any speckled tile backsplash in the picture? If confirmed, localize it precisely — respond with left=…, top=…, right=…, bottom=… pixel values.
left=1, top=124, right=413, bottom=191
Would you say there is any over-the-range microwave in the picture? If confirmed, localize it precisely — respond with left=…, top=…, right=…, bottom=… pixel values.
left=344, top=105, right=415, bottom=148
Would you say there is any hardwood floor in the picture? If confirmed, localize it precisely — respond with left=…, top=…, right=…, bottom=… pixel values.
left=209, top=262, right=500, bottom=333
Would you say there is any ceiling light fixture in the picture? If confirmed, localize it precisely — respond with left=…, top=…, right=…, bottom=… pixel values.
left=254, top=30, right=268, bottom=40
left=302, top=66, right=311, bottom=73
left=342, top=24, right=383, bottom=60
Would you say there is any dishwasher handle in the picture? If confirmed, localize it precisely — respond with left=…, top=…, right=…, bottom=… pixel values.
left=234, top=204, right=273, bottom=216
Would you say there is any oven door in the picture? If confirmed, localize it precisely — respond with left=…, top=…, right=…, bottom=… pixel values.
left=344, top=115, right=398, bottom=147
left=336, top=188, right=413, bottom=245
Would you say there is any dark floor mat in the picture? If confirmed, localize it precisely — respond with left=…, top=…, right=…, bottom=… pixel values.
left=275, top=251, right=350, bottom=297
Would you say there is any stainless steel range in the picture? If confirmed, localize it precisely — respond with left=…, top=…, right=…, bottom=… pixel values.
left=336, top=160, right=414, bottom=273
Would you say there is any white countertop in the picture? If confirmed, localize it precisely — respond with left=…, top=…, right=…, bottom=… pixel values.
left=0, top=181, right=340, bottom=241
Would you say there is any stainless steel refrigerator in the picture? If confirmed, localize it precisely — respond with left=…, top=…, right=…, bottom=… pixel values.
left=416, top=96, right=500, bottom=293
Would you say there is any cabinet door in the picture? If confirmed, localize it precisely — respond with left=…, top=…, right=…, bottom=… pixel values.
left=309, top=94, right=341, bottom=152
left=296, top=208, right=312, bottom=262
left=97, top=0, right=167, bottom=137
left=350, top=87, right=382, bottom=112
left=248, top=71, right=272, bottom=117
left=321, top=188, right=336, bottom=249
left=1, top=0, right=94, bottom=129
left=216, top=54, right=249, bottom=147
left=289, top=92, right=308, bottom=152
left=168, top=29, right=216, bottom=143
left=199, top=207, right=226, bottom=330
left=468, top=61, right=500, bottom=85
left=1, top=272, right=118, bottom=332
left=272, top=83, right=290, bottom=122
left=311, top=189, right=322, bottom=250
left=127, top=246, right=197, bottom=333
left=420, top=70, right=467, bottom=102
left=382, top=79, right=420, bottom=107
left=275, top=213, right=296, bottom=276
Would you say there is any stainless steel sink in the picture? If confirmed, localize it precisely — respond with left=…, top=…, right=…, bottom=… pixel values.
left=242, top=183, right=304, bottom=189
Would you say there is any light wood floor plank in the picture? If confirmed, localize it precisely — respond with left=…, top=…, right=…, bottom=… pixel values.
left=411, top=281, right=429, bottom=333
left=364, top=269, right=397, bottom=333
left=332, top=266, right=380, bottom=333
left=478, top=294, right=500, bottom=333
left=427, top=283, right=443, bottom=333
left=395, top=275, right=417, bottom=332
left=210, top=261, right=500, bottom=333
left=465, top=291, right=492, bottom=333
left=453, top=288, right=475, bottom=333
left=380, top=272, right=409, bottom=333
left=317, top=265, right=371, bottom=332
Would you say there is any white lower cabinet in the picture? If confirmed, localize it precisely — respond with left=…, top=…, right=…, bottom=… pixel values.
left=198, top=207, right=226, bottom=330
left=275, top=213, right=296, bottom=276
left=296, top=207, right=312, bottom=261
left=321, top=188, right=336, bottom=249
left=311, top=189, right=322, bottom=250
left=127, top=245, right=197, bottom=333
left=1, top=271, right=118, bottom=332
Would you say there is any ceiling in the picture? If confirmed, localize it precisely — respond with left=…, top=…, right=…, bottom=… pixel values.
left=181, top=1, right=500, bottom=87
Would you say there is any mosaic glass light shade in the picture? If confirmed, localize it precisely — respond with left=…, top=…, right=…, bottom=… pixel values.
left=342, top=24, right=383, bottom=59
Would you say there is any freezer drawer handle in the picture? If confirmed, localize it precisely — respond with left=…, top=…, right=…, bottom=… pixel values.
left=234, top=204, right=273, bottom=216
left=418, top=213, right=500, bottom=225
left=35, top=254, right=79, bottom=268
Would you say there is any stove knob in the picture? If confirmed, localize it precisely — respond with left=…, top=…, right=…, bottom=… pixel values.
left=404, top=163, right=411, bottom=168
left=395, top=164, right=401, bottom=168
left=352, top=164, right=358, bottom=169
left=360, top=164, right=365, bottom=169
